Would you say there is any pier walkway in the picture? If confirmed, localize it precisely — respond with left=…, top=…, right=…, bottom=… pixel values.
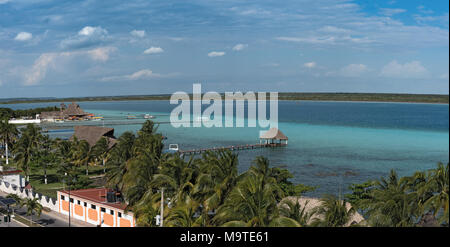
left=179, top=143, right=286, bottom=155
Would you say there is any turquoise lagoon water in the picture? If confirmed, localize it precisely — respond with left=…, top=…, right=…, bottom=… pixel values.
left=5, top=100, right=449, bottom=196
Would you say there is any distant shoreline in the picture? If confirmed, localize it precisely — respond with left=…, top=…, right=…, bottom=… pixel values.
left=1, top=93, right=448, bottom=105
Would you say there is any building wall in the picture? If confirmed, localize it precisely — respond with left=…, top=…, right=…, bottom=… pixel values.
left=0, top=174, right=25, bottom=188
left=0, top=180, right=58, bottom=211
left=57, top=191, right=135, bottom=227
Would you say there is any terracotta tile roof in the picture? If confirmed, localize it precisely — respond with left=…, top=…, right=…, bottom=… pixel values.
left=59, top=187, right=129, bottom=211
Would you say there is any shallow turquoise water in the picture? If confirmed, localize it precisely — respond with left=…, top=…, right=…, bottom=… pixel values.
left=4, top=100, right=449, bottom=196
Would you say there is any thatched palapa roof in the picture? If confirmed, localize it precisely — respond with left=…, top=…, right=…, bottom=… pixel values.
left=71, top=126, right=117, bottom=148
left=260, top=127, right=288, bottom=140
left=64, top=102, right=88, bottom=116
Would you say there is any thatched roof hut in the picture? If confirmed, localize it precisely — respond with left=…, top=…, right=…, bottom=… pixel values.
left=260, top=128, right=288, bottom=145
left=71, top=126, right=117, bottom=148
left=260, top=128, right=288, bottom=140
left=64, top=102, right=89, bottom=117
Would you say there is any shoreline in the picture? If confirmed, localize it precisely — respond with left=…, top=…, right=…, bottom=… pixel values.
left=1, top=98, right=449, bottom=105
left=0, top=93, right=448, bottom=105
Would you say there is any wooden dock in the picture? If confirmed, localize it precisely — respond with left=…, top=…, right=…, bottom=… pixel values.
left=179, top=143, right=286, bottom=155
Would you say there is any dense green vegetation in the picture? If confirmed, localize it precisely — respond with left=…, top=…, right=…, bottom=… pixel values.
left=0, top=92, right=448, bottom=104
left=1, top=119, right=448, bottom=227
left=0, top=106, right=59, bottom=119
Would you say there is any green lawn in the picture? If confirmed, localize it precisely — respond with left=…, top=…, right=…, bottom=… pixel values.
left=2, top=161, right=107, bottom=199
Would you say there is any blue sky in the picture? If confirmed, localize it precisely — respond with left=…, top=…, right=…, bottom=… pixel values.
left=0, top=0, right=448, bottom=98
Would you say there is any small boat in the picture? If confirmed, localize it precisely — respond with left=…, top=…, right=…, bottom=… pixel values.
left=127, top=115, right=137, bottom=119
left=144, top=114, right=155, bottom=119
left=163, top=144, right=179, bottom=154
left=55, top=119, right=64, bottom=123
left=91, top=116, right=104, bottom=121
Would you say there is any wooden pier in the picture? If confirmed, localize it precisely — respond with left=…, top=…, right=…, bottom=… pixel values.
left=178, top=143, right=286, bottom=155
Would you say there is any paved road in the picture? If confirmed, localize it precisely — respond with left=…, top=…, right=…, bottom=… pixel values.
left=0, top=192, right=93, bottom=227
left=0, top=215, right=23, bottom=227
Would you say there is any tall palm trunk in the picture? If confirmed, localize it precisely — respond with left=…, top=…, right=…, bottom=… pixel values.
left=5, top=142, right=8, bottom=165
left=44, top=165, right=47, bottom=185
left=86, top=162, right=89, bottom=176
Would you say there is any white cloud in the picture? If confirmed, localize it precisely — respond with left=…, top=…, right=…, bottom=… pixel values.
left=318, top=26, right=351, bottom=33
left=232, top=44, right=248, bottom=51
left=208, top=51, right=225, bottom=57
left=380, top=60, right=429, bottom=79
left=25, top=53, right=58, bottom=86
left=379, top=8, right=406, bottom=16
left=60, top=26, right=109, bottom=49
left=143, top=46, right=164, bottom=55
left=24, top=47, right=116, bottom=85
left=417, top=5, right=434, bottom=15
left=87, top=47, right=117, bottom=61
left=0, top=0, right=10, bottom=4
left=101, top=69, right=176, bottom=82
left=440, top=72, right=449, bottom=80
left=130, top=30, right=146, bottom=38
left=168, top=37, right=184, bottom=42
left=303, top=62, right=316, bottom=68
left=339, top=64, right=368, bottom=77
left=14, top=32, right=33, bottom=41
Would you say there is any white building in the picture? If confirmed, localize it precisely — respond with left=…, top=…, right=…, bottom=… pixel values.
left=0, top=167, right=26, bottom=188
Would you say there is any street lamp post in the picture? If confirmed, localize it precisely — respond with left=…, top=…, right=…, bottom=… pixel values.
left=160, top=187, right=164, bottom=227
left=64, top=172, right=76, bottom=227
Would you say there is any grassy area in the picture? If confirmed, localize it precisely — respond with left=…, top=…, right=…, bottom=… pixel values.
left=1, top=161, right=107, bottom=199
left=29, top=165, right=106, bottom=198
left=0, top=92, right=448, bottom=104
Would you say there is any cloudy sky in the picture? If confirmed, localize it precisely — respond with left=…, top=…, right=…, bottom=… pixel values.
left=0, top=0, right=448, bottom=98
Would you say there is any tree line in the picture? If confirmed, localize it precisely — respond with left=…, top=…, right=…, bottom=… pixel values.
left=0, top=106, right=59, bottom=119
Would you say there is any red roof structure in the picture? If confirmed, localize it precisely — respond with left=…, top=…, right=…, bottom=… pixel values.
left=58, top=188, right=127, bottom=211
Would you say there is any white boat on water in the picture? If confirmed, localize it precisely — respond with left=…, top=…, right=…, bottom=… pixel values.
left=144, top=114, right=155, bottom=119
left=168, top=144, right=179, bottom=151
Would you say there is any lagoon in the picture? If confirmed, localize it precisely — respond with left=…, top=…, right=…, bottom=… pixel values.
left=4, top=100, right=449, bottom=196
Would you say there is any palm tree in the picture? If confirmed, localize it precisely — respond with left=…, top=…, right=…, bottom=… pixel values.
left=311, top=194, right=355, bottom=227
left=213, top=172, right=289, bottom=227
left=13, top=124, right=42, bottom=181
left=422, top=162, right=449, bottom=225
left=72, top=140, right=93, bottom=176
left=91, top=137, right=110, bottom=173
left=279, top=198, right=313, bottom=226
left=361, top=170, right=418, bottom=227
left=20, top=198, right=43, bottom=226
left=34, top=135, right=56, bottom=184
left=0, top=119, right=19, bottom=166
left=166, top=199, right=201, bottom=227
left=106, top=131, right=136, bottom=189
left=193, top=150, right=239, bottom=213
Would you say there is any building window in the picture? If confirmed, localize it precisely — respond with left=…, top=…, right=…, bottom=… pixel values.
left=91, top=205, right=96, bottom=209
left=60, top=195, right=65, bottom=200
left=101, top=207, right=106, bottom=212
left=110, top=210, right=114, bottom=215
left=84, top=202, right=87, bottom=207
left=69, top=198, right=74, bottom=203
left=118, top=212, right=122, bottom=218
left=77, top=200, right=80, bottom=205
